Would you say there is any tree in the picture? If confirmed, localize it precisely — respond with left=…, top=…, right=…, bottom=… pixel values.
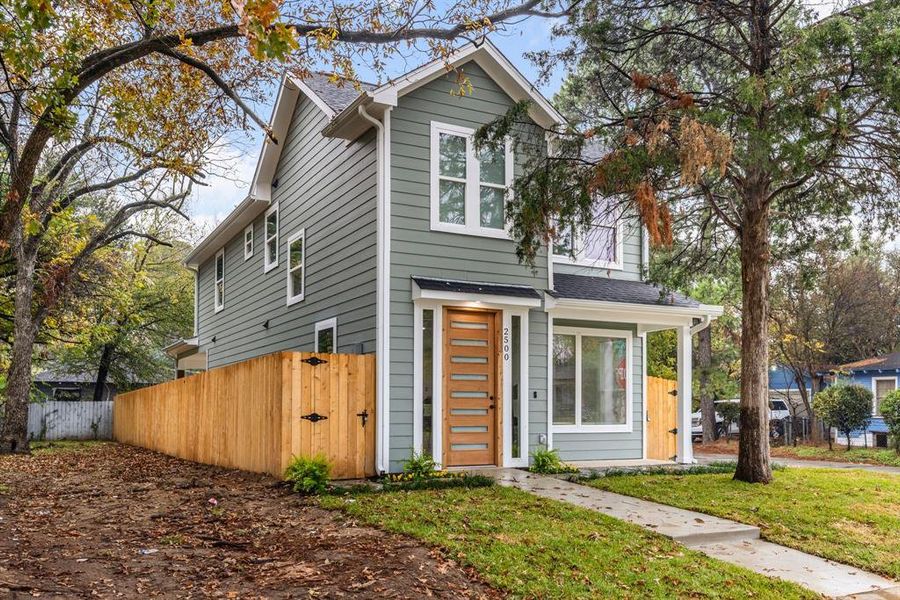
left=881, top=390, right=900, bottom=454
left=771, top=242, right=900, bottom=442
left=478, top=0, right=900, bottom=482
left=813, top=384, right=872, bottom=450
left=0, top=0, right=570, bottom=453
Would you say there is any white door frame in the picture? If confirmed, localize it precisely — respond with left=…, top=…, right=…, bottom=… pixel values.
left=413, top=298, right=530, bottom=468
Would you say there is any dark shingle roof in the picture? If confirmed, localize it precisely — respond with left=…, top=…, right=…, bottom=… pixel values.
left=301, top=73, right=376, bottom=113
left=549, top=274, right=699, bottom=308
left=840, top=351, right=900, bottom=372
left=412, top=276, right=542, bottom=299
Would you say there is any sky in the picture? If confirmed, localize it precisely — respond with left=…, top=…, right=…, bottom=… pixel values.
left=186, top=15, right=564, bottom=237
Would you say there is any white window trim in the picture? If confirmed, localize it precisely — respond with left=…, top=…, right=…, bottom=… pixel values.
left=286, top=228, right=305, bottom=306
left=244, top=224, right=254, bottom=260
left=552, top=219, right=624, bottom=270
left=551, top=326, right=633, bottom=433
left=871, top=376, right=897, bottom=416
left=429, top=121, right=513, bottom=240
left=315, top=317, right=337, bottom=352
left=264, top=202, right=279, bottom=273
left=214, top=248, right=225, bottom=313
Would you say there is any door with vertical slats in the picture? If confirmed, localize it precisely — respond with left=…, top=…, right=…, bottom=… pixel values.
left=443, top=309, right=498, bottom=467
left=646, top=376, right=678, bottom=461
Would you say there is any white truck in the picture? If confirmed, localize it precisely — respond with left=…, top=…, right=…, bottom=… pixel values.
left=691, top=398, right=791, bottom=441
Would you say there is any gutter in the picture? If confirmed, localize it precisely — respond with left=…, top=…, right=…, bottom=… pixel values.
left=183, top=195, right=268, bottom=268
left=358, top=103, right=392, bottom=475
left=690, top=313, right=713, bottom=335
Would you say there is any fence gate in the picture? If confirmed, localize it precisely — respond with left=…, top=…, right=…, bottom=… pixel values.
left=295, top=354, right=376, bottom=479
left=646, top=376, right=678, bottom=461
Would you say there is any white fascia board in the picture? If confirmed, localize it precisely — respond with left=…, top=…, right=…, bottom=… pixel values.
left=411, top=280, right=542, bottom=307
left=288, top=75, right=336, bottom=119
left=545, top=296, right=724, bottom=325
left=163, top=337, right=199, bottom=358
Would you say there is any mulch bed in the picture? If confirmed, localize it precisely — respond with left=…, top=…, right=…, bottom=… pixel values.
left=0, top=443, right=502, bottom=599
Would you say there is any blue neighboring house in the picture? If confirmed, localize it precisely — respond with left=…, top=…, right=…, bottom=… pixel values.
left=823, top=351, right=899, bottom=448
left=768, top=364, right=813, bottom=417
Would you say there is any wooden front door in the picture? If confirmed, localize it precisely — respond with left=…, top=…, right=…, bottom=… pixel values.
left=646, top=376, right=678, bottom=461
left=443, top=308, right=499, bottom=467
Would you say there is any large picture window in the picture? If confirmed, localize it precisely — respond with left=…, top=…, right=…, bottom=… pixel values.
left=430, top=121, right=512, bottom=238
left=552, top=327, right=632, bottom=432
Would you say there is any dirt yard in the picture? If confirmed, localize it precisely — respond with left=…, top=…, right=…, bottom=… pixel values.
left=0, top=442, right=500, bottom=599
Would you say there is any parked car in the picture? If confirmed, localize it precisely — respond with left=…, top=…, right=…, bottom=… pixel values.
left=692, top=399, right=791, bottom=441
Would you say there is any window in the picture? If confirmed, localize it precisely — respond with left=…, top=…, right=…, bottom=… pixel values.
left=264, top=203, right=279, bottom=272
left=430, top=121, right=512, bottom=238
left=421, top=309, right=435, bottom=454
left=873, top=377, right=897, bottom=415
left=553, top=197, right=623, bottom=269
left=510, top=315, right=522, bottom=459
left=244, top=224, right=253, bottom=259
left=315, top=318, right=337, bottom=353
left=552, top=327, right=632, bottom=432
left=286, top=229, right=305, bottom=305
left=214, top=248, right=225, bottom=312
left=53, top=387, right=81, bottom=401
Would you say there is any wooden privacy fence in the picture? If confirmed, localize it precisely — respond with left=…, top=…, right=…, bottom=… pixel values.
left=646, top=376, right=678, bottom=461
left=113, top=352, right=375, bottom=479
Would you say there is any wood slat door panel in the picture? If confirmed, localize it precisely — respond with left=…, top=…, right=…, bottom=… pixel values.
left=646, top=376, right=678, bottom=461
left=443, top=309, right=498, bottom=467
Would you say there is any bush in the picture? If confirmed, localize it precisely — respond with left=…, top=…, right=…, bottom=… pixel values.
left=284, top=454, right=331, bottom=494
left=401, top=452, right=438, bottom=481
left=813, top=384, right=873, bottom=450
left=880, top=390, right=900, bottom=454
left=530, top=447, right=579, bottom=474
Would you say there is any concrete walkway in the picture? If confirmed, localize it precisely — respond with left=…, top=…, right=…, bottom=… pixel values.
left=482, top=468, right=899, bottom=599
left=696, top=452, right=900, bottom=475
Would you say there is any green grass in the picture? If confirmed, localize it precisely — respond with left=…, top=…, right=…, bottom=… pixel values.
left=787, top=446, right=900, bottom=467
left=587, top=467, right=900, bottom=580
left=30, top=440, right=109, bottom=454
left=0, top=483, right=8, bottom=494
left=321, top=486, right=817, bottom=599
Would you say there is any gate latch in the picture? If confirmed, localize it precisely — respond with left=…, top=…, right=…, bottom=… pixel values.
left=301, top=412, right=328, bottom=423
left=357, top=409, right=369, bottom=427
left=302, top=356, right=328, bottom=366
left=668, top=427, right=678, bottom=434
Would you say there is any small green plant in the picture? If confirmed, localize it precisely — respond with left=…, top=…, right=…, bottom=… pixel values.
left=160, top=533, right=185, bottom=546
left=880, top=390, right=900, bottom=454
left=814, top=384, right=873, bottom=450
left=530, top=447, right=579, bottom=474
left=401, top=452, right=438, bottom=480
left=284, top=454, right=331, bottom=494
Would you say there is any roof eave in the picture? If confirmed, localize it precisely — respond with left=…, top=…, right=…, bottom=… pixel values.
left=545, top=296, right=725, bottom=319
left=183, top=195, right=268, bottom=268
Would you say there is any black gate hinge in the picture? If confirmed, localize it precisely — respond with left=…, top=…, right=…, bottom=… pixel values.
left=668, top=427, right=678, bottom=434
left=301, top=412, right=328, bottom=423
left=302, top=356, right=328, bottom=366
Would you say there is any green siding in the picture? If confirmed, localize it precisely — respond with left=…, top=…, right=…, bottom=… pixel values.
left=196, top=94, right=378, bottom=367
left=388, top=61, right=550, bottom=470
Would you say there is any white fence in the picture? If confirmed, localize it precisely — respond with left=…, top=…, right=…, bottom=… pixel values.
left=28, top=401, right=114, bottom=441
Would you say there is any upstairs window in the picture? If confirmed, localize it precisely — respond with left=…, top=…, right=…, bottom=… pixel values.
left=315, top=318, right=337, bottom=353
left=264, top=203, right=279, bottom=272
left=214, top=248, right=225, bottom=312
left=553, top=197, right=623, bottom=269
left=244, top=224, right=254, bottom=259
left=430, top=122, right=512, bottom=238
left=286, top=229, right=305, bottom=305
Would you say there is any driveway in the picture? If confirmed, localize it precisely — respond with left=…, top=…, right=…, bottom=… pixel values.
left=0, top=443, right=498, bottom=599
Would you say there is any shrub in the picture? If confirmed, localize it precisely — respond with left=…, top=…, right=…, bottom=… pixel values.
left=401, top=452, right=438, bottom=480
left=284, top=454, right=330, bottom=494
left=881, top=390, right=900, bottom=454
left=813, top=384, right=873, bottom=450
left=383, top=473, right=495, bottom=492
left=530, top=447, right=579, bottom=474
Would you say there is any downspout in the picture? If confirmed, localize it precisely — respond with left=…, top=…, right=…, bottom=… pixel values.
left=359, top=104, right=391, bottom=474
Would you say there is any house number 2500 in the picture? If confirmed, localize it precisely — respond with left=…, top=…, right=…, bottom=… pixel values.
left=503, top=327, right=510, bottom=361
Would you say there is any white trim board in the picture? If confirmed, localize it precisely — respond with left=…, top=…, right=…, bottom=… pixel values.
left=871, top=376, right=897, bottom=416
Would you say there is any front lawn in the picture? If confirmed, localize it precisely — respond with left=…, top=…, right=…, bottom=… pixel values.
left=587, top=467, right=900, bottom=580
left=321, top=486, right=817, bottom=599
left=698, top=441, right=900, bottom=467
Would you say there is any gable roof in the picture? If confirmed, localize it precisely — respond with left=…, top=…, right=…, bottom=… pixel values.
left=185, top=38, right=564, bottom=268
left=840, top=351, right=900, bottom=372
left=548, top=274, right=700, bottom=308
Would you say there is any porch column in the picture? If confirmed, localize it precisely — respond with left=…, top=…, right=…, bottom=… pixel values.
left=676, top=324, right=693, bottom=464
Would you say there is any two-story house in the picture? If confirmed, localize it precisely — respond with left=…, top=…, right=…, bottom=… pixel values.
left=167, top=40, right=723, bottom=473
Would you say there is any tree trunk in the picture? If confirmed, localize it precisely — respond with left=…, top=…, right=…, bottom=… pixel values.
left=698, top=326, right=717, bottom=443
left=734, top=198, right=773, bottom=483
left=0, top=237, right=39, bottom=454
left=93, top=344, right=115, bottom=403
